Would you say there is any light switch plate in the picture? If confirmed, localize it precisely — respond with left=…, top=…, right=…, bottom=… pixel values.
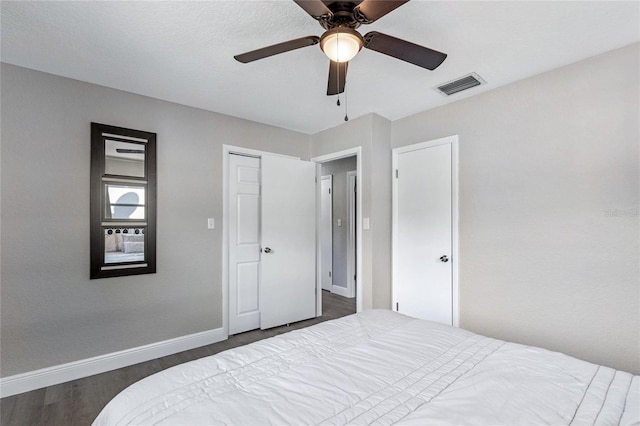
left=363, top=218, right=370, bottom=229
left=207, top=218, right=215, bottom=229
left=338, top=218, right=342, bottom=227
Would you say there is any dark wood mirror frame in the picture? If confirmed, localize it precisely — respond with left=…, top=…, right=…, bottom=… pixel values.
left=90, top=122, right=157, bottom=279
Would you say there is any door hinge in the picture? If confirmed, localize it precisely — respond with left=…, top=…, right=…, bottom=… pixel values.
left=329, top=188, right=331, bottom=194
left=395, top=169, right=399, bottom=178
left=329, top=271, right=331, bottom=277
left=396, top=302, right=399, bottom=311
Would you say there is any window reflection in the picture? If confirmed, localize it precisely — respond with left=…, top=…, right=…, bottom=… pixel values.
left=105, top=184, right=146, bottom=220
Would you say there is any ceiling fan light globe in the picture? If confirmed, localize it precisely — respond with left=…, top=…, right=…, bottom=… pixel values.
left=320, top=29, right=363, bottom=63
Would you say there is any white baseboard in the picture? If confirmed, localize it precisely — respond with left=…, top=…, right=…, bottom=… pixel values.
left=331, top=284, right=353, bottom=298
left=0, top=327, right=227, bottom=398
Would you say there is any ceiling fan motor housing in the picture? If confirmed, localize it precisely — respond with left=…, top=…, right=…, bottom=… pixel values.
left=317, top=1, right=364, bottom=29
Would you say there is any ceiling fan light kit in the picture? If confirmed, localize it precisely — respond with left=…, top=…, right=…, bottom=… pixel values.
left=234, top=0, right=447, bottom=98
left=320, top=27, right=363, bottom=63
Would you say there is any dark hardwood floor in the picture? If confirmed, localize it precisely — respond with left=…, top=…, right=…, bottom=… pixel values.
left=1, top=291, right=355, bottom=426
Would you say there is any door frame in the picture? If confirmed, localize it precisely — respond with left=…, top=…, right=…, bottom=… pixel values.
left=222, top=145, right=301, bottom=336
left=346, top=170, right=357, bottom=298
left=320, top=175, right=333, bottom=291
left=391, top=135, right=459, bottom=327
left=312, top=147, right=363, bottom=314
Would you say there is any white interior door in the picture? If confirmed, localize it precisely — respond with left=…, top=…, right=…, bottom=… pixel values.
left=320, top=175, right=333, bottom=291
left=393, top=140, right=455, bottom=325
left=261, top=155, right=316, bottom=329
left=228, top=154, right=261, bottom=335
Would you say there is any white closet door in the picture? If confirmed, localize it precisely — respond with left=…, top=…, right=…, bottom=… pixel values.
left=260, top=155, right=316, bottom=329
left=228, top=154, right=261, bottom=335
left=393, top=142, right=454, bottom=325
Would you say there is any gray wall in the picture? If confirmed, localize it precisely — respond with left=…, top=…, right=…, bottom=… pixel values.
left=391, top=43, right=639, bottom=374
left=2, top=41, right=638, bottom=378
left=310, top=114, right=392, bottom=310
left=0, top=63, right=310, bottom=377
left=321, top=156, right=357, bottom=289
left=370, top=115, right=392, bottom=309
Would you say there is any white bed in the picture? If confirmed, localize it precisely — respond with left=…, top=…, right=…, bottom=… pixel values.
left=93, top=310, right=639, bottom=425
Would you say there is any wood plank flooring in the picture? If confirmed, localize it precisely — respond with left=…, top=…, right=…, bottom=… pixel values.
left=1, top=291, right=355, bottom=426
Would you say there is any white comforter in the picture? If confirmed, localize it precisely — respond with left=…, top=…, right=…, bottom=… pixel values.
left=93, top=310, right=639, bottom=425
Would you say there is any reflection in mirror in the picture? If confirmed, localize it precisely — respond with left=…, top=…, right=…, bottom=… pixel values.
left=104, top=227, right=145, bottom=264
left=105, top=139, right=145, bottom=177
left=105, top=184, right=146, bottom=219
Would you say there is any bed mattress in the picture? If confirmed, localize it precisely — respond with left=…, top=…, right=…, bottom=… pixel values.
left=93, top=310, right=639, bottom=425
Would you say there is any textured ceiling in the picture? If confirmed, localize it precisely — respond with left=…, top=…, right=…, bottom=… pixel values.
left=1, top=1, right=639, bottom=134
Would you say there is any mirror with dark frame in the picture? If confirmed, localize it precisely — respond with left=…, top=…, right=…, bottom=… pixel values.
left=90, top=123, right=156, bottom=279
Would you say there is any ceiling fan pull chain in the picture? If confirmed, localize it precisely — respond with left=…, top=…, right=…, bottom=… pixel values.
left=344, top=84, right=349, bottom=121
left=338, top=32, right=348, bottom=121
left=336, top=34, right=341, bottom=107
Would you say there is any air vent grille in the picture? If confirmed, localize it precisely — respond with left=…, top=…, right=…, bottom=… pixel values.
left=435, top=73, right=486, bottom=96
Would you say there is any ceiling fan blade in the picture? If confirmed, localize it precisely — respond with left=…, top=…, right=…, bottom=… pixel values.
left=234, top=36, right=320, bottom=63
left=363, top=31, right=447, bottom=70
left=293, top=0, right=333, bottom=19
left=354, top=0, right=409, bottom=24
left=327, top=60, right=348, bottom=95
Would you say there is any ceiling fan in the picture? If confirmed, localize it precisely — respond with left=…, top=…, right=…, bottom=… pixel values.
left=234, top=0, right=447, bottom=96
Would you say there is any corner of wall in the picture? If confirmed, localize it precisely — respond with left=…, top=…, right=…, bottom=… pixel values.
left=370, top=114, right=392, bottom=310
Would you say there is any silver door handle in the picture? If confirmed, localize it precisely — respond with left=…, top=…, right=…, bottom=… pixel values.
left=439, top=255, right=449, bottom=262
left=263, top=247, right=272, bottom=254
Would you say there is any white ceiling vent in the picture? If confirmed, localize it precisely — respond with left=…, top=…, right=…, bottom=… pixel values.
left=435, top=73, right=486, bottom=96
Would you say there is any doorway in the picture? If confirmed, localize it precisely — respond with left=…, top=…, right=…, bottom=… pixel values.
left=392, top=136, right=459, bottom=326
left=319, top=157, right=356, bottom=300
left=312, top=148, right=362, bottom=314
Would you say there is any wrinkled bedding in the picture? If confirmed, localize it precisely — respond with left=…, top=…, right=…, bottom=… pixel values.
left=93, top=310, right=639, bottom=425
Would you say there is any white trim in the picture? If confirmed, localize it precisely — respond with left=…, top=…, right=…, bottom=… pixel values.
left=311, top=148, right=358, bottom=163
left=320, top=175, right=333, bottom=291
left=311, top=147, right=363, bottom=313
left=346, top=170, right=357, bottom=299
left=391, top=135, right=460, bottom=327
left=392, top=136, right=456, bottom=155
left=0, top=327, right=226, bottom=398
left=224, top=145, right=299, bottom=161
left=331, top=284, right=352, bottom=298
left=315, top=164, right=323, bottom=316
left=451, top=140, right=460, bottom=327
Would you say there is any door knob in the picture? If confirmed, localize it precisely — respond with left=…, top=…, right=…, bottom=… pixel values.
left=439, top=255, right=449, bottom=262
left=263, top=247, right=273, bottom=254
